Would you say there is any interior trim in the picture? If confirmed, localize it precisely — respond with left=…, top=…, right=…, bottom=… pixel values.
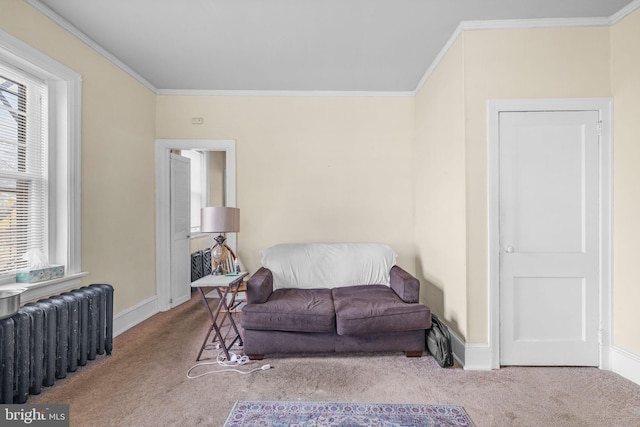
left=25, top=0, right=157, bottom=93
left=487, top=98, right=613, bottom=371
left=155, top=139, right=237, bottom=312
left=610, top=0, right=640, bottom=24
left=112, top=295, right=159, bottom=338
left=157, top=89, right=415, bottom=97
left=26, top=0, right=638, bottom=96
left=610, top=345, right=640, bottom=386
left=0, top=27, right=83, bottom=285
left=13, top=272, right=88, bottom=304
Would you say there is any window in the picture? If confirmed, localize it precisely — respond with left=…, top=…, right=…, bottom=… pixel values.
left=181, top=149, right=208, bottom=233
left=0, top=65, right=48, bottom=280
left=0, top=29, right=82, bottom=297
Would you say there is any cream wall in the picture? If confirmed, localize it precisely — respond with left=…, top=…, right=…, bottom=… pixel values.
left=611, top=9, right=640, bottom=355
left=1, top=0, right=157, bottom=314
left=156, top=96, right=416, bottom=274
left=463, top=26, right=612, bottom=343
left=414, top=25, right=612, bottom=344
left=458, top=17, right=640, bottom=355
left=5, top=0, right=640, bottom=359
left=414, top=37, right=468, bottom=337
left=209, top=151, right=226, bottom=206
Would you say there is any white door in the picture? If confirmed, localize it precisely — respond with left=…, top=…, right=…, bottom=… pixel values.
left=499, top=110, right=600, bottom=366
left=170, top=154, right=191, bottom=307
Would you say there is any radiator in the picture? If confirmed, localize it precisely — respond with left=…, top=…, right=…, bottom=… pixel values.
left=0, top=284, right=113, bottom=404
left=191, top=248, right=212, bottom=282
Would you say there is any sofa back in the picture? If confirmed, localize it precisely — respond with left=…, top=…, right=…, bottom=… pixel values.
left=260, top=243, right=397, bottom=290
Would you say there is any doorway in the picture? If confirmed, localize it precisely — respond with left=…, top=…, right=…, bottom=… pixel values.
left=487, top=99, right=612, bottom=369
left=169, top=153, right=191, bottom=307
left=155, top=139, right=237, bottom=311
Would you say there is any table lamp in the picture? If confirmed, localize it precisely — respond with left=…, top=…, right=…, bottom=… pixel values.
left=200, top=206, right=240, bottom=275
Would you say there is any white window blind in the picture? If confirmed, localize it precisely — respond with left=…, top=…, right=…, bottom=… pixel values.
left=182, top=149, right=207, bottom=233
left=0, top=64, right=48, bottom=279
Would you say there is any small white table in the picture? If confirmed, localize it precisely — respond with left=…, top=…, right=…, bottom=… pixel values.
left=191, top=272, right=249, bottom=361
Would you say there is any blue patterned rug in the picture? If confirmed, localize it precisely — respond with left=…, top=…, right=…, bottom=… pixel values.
left=224, top=401, right=475, bottom=426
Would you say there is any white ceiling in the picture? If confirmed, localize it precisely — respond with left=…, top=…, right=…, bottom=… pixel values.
left=32, top=0, right=635, bottom=93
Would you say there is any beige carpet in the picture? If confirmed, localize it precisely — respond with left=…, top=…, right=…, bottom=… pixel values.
left=30, top=295, right=640, bottom=426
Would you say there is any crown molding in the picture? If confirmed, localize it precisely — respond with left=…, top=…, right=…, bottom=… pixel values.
left=156, top=89, right=415, bottom=97
left=25, top=0, right=158, bottom=94
left=24, top=0, right=638, bottom=97
left=609, top=0, right=640, bottom=24
left=24, top=0, right=412, bottom=97
left=413, top=22, right=465, bottom=96
left=459, top=16, right=610, bottom=31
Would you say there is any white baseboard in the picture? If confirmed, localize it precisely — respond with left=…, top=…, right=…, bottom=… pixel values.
left=113, top=296, right=159, bottom=337
left=461, top=344, right=493, bottom=371
left=452, top=331, right=640, bottom=385
left=610, top=345, right=640, bottom=386
left=448, top=328, right=465, bottom=366
left=171, top=294, right=191, bottom=308
left=449, top=329, right=493, bottom=370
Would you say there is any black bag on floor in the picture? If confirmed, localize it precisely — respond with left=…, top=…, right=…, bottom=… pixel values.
left=426, top=314, right=453, bottom=368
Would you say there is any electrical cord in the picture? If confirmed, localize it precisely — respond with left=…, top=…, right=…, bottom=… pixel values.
left=186, top=349, right=271, bottom=378
left=187, top=362, right=271, bottom=378
left=218, top=353, right=249, bottom=366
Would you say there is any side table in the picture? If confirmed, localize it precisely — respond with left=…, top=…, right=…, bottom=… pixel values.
left=191, top=272, right=249, bottom=361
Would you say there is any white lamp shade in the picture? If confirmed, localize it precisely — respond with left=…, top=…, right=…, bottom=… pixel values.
left=200, top=207, right=240, bottom=233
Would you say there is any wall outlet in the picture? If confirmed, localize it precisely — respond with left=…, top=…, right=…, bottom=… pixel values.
left=192, top=117, right=204, bottom=125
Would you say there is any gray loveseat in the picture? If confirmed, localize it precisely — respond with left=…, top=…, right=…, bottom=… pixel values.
left=241, top=243, right=432, bottom=359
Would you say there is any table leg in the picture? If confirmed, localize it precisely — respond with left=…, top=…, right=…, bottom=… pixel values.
left=216, top=283, right=244, bottom=348
left=195, top=287, right=231, bottom=361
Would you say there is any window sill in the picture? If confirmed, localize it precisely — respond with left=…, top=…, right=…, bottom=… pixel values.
left=1, top=272, right=88, bottom=304
left=190, top=232, right=209, bottom=240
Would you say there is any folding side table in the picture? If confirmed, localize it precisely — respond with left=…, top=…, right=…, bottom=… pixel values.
left=191, top=272, right=249, bottom=361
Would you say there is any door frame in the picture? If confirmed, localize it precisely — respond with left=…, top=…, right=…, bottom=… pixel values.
left=169, top=153, right=191, bottom=308
left=155, top=139, right=237, bottom=311
left=487, top=98, right=612, bottom=369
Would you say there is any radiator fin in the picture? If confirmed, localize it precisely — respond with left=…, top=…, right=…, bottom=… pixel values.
left=0, top=284, right=114, bottom=404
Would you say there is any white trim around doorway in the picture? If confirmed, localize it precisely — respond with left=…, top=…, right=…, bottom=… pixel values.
left=155, top=139, right=237, bottom=312
left=486, top=98, right=613, bottom=371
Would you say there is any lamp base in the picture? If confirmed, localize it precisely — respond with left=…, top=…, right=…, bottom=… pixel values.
left=211, top=234, right=228, bottom=275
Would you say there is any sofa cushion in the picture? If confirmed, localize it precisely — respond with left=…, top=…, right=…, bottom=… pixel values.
left=260, top=243, right=397, bottom=290
left=332, top=285, right=431, bottom=336
left=242, top=288, right=335, bottom=333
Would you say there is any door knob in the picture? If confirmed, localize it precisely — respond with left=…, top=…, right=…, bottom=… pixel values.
left=505, top=246, right=514, bottom=253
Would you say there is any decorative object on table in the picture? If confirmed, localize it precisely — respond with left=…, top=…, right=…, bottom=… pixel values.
left=224, top=401, right=475, bottom=427
left=214, top=244, right=238, bottom=277
left=214, top=245, right=247, bottom=313
left=190, top=247, right=248, bottom=315
left=15, top=249, right=64, bottom=283
left=200, top=206, right=240, bottom=275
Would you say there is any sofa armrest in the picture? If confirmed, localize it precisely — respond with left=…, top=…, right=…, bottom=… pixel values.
left=390, top=265, right=420, bottom=303
left=247, top=267, right=274, bottom=304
